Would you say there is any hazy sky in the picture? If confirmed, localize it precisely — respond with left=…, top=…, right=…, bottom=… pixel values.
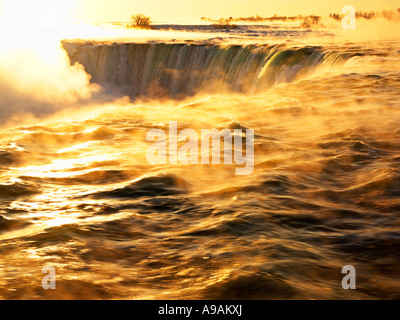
left=1, top=0, right=399, bottom=23
left=71, top=0, right=400, bottom=22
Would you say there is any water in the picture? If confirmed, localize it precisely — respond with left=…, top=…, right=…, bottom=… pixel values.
left=62, top=42, right=332, bottom=98
left=0, top=24, right=400, bottom=299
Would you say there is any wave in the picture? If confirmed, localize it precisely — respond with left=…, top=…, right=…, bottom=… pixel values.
left=62, top=41, right=350, bottom=100
left=91, top=174, right=188, bottom=199
left=0, top=181, right=40, bottom=199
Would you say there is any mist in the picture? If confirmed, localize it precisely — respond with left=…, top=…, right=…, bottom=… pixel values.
left=0, top=9, right=398, bottom=128
left=0, top=4, right=101, bottom=126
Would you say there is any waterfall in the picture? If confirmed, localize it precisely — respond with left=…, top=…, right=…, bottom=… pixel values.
left=62, top=41, right=345, bottom=99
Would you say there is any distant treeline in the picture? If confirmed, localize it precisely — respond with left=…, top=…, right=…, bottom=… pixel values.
left=329, top=9, right=400, bottom=21
left=202, top=8, right=400, bottom=24
left=202, top=15, right=322, bottom=29
left=201, top=15, right=308, bottom=23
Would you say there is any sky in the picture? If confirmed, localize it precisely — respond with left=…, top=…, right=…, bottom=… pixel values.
left=72, top=0, right=400, bottom=22
left=1, top=0, right=399, bottom=23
